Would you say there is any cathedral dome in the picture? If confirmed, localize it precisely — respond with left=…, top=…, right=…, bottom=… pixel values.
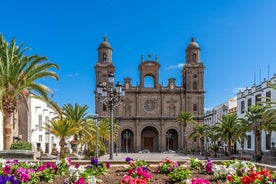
left=186, top=37, right=199, bottom=49
left=98, top=36, right=112, bottom=49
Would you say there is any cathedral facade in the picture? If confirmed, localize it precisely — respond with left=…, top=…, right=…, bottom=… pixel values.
left=95, top=36, right=205, bottom=153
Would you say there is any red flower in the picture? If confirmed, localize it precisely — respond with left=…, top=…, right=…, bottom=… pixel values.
left=226, top=174, right=233, bottom=182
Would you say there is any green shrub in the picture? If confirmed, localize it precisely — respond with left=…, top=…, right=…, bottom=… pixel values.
left=10, top=141, right=32, bottom=150
left=168, top=166, right=191, bottom=182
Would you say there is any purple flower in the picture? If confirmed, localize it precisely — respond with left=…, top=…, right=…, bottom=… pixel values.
left=91, top=158, right=98, bottom=166
left=0, top=176, right=9, bottom=183
left=125, top=157, right=133, bottom=162
left=142, top=166, right=151, bottom=172
left=8, top=176, right=19, bottom=184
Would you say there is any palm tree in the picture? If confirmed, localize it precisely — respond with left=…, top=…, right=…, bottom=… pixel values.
left=0, top=34, right=59, bottom=150
left=242, top=105, right=267, bottom=160
left=44, top=119, right=77, bottom=159
left=189, top=124, right=210, bottom=154
left=262, top=108, right=276, bottom=134
left=97, top=118, right=120, bottom=154
left=176, top=111, right=197, bottom=152
left=211, top=114, right=241, bottom=156
left=62, top=103, right=92, bottom=152
left=79, top=117, right=120, bottom=157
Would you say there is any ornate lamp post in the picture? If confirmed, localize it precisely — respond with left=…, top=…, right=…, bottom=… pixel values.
left=166, top=131, right=172, bottom=152
left=94, top=114, right=99, bottom=158
left=96, top=72, right=124, bottom=160
left=124, top=130, right=131, bottom=153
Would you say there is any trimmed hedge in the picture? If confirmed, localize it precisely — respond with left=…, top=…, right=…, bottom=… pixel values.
left=10, top=141, right=32, bottom=150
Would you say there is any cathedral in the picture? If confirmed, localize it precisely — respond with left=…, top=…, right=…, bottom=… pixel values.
left=95, top=36, right=205, bottom=153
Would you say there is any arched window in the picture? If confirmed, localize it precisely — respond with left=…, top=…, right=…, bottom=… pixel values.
left=193, top=53, right=197, bottom=63
left=103, top=53, right=107, bottom=62
left=193, top=74, right=197, bottom=78
left=144, top=75, right=155, bottom=88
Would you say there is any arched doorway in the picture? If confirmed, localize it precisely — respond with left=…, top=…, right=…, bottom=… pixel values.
left=141, top=126, right=159, bottom=152
left=165, top=129, right=178, bottom=152
left=121, top=129, right=133, bottom=153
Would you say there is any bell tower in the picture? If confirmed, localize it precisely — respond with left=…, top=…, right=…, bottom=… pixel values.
left=182, top=38, right=205, bottom=122
left=94, top=36, right=115, bottom=115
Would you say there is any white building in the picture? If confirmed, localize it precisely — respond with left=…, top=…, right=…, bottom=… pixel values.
left=0, top=96, right=60, bottom=155
left=29, top=96, right=60, bottom=154
left=204, top=96, right=237, bottom=127
left=204, top=97, right=237, bottom=152
left=236, top=74, right=276, bottom=154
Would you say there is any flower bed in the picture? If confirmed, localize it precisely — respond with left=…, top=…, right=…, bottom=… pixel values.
left=1, top=157, right=276, bottom=183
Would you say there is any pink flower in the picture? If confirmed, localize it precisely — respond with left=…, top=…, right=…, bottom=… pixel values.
left=66, top=158, right=72, bottom=166
left=106, top=162, right=110, bottom=169
left=37, top=165, right=47, bottom=172
left=19, top=173, right=31, bottom=182
left=73, top=177, right=86, bottom=184
left=191, top=178, right=210, bottom=184
left=2, top=165, right=12, bottom=174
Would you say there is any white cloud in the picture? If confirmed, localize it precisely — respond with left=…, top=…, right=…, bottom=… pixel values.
left=166, top=63, right=184, bottom=70
left=232, top=87, right=246, bottom=93
left=67, top=72, right=79, bottom=77
left=204, top=107, right=212, bottom=112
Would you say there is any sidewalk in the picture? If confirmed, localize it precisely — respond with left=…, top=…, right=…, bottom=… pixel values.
left=97, top=153, right=205, bottom=162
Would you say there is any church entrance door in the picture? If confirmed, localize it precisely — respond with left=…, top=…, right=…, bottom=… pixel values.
left=144, top=137, right=153, bottom=151
left=141, top=126, right=159, bottom=152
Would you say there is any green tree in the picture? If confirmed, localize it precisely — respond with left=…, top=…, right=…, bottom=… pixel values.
left=176, top=111, right=197, bottom=152
left=79, top=117, right=120, bottom=157
left=211, top=114, right=241, bottom=156
left=241, top=105, right=267, bottom=160
left=62, top=103, right=92, bottom=152
left=189, top=124, right=210, bottom=154
left=44, top=119, right=77, bottom=159
left=0, top=34, right=59, bottom=150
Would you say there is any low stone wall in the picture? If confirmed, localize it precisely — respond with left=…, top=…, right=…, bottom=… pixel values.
left=0, top=150, right=36, bottom=160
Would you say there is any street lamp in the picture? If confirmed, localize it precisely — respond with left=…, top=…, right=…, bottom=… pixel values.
left=123, top=130, right=131, bottom=153
left=166, top=131, right=172, bottom=152
left=94, top=114, right=99, bottom=158
left=96, top=72, right=125, bottom=160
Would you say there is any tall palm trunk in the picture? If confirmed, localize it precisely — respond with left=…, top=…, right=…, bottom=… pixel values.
left=228, top=140, right=232, bottom=156
left=3, top=112, right=13, bottom=150
left=2, top=97, right=17, bottom=150
left=183, top=125, right=187, bottom=153
left=200, top=137, right=204, bottom=154
left=59, top=138, right=66, bottom=159
left=256, top=130, right=262, bottom=157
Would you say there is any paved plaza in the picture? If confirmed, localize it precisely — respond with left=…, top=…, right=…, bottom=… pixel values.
left=97, top=153, right=205, bottom=162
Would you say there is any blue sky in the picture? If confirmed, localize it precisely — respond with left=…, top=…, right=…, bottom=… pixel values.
left=1, top=0, right=276, bottom=114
